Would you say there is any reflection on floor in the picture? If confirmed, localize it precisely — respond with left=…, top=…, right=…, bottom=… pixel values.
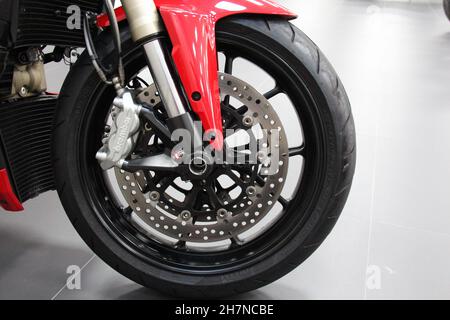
left=1, top=0, right=450, bottom=299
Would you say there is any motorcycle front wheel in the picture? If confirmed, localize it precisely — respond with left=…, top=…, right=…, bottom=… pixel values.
left=53, top=16, right=356, bottom=298
left=445, top=0, right=450, bottom=20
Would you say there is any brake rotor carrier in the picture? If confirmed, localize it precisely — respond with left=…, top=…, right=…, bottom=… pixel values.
left=114, top=73, right=289, bottom=244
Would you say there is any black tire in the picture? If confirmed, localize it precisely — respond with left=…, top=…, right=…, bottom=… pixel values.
left=445, top=0, right=450, bottom=21
left=53, top=16, right=356, bottom=298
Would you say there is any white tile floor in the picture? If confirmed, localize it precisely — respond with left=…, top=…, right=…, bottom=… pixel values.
left=1, top=0, right=450, bottom=299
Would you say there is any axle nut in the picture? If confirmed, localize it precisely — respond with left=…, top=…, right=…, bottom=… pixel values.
left=181, top=210, right=192, bottom=221
left=217, top=208, right=228, bottom=219
left=246, top=186, right=257, bottom=197
left=242, top=115, right=254, bottom=127
left=149, top=191, right=160, bottom=202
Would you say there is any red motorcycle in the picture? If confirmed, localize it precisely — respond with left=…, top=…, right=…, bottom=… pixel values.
left=0, top=0, right=355, bottom=298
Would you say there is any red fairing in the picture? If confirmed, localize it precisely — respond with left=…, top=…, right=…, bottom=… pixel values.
left=97, top=7, right=127, bottom=28
left=0, top=169, right=24, bottom=212
left=97, top=1, right=297, bottom=147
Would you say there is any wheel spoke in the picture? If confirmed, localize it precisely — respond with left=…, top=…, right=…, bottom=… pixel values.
left=289, top=144, right=305, bottom=157
left=224, top=55, right=235, bottom=75
left=264, top=85, right=282, bottom=99
left=122, top=206, right=133, bottom=215
left=236, top=105, right=248, bottom=114
left=229, top=164, right=253, bottom=175
left=158, top=175, right=174, bottom=192
left=255, top=174, right=266, bottom=187
left=134, top=131, right=153, bottom=155
left=206, top=184, right=222, bottom=209
left=222, top=112, right=236, bottom=129
left=226, top=169, right=246, bottom=188
left=174, top=240, right=187, bottom=249
left=278, top=196, right=289, bottom=208
left=223, top=95, right=230, bottom=107
left=184, top=185, right=202, bottom=206
left=230, top=236, right=245, bottom=248
left=143, top=171, right=168, bottom=193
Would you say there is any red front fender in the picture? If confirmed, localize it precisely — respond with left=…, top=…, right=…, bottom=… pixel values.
left=98, top=1, right=297, bottom=148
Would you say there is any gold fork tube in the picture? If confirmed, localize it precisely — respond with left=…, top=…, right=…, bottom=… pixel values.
left=121, top=0, right=163, bottom=41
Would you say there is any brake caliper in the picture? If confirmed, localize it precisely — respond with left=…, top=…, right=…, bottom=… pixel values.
left=96, top=90, right=142, bottom=170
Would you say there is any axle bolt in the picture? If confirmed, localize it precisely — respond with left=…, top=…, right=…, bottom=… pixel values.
left=246, top=186, right=257, bottom=197
left=242, top=115, right=254, bottom=127
left=257, top=151, right=267, bottom=163
left=149, top=191, right=160, bottom=202
left=181, top=210, right=191, bottom=221
left=217, top=208, right=228, bottom=219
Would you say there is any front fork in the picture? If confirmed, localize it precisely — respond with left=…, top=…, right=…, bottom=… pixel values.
left=122, top=0, right=204, bottom=145
left=90, top=0, right=206, bottom=170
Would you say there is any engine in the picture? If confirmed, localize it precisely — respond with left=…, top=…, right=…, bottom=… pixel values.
left=0, top=0, right=104, bottom=99
left=0, top=0, right=103, bottom=202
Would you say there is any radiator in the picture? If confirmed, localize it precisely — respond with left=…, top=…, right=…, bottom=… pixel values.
left=0, top=95, right=57, bottom=202
left=15, top=0, right=103, bottom=48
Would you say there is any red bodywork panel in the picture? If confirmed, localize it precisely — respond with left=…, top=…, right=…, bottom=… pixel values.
left=97, top=1, right=297, bottom=148
left=0, top=169, right=23, bottom=212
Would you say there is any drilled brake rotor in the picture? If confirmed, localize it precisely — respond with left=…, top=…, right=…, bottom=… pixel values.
left=114, top=73, right=289, bottom=244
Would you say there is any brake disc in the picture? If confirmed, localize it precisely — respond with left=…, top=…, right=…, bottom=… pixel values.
left=114, top=73, right=289, bottom=244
